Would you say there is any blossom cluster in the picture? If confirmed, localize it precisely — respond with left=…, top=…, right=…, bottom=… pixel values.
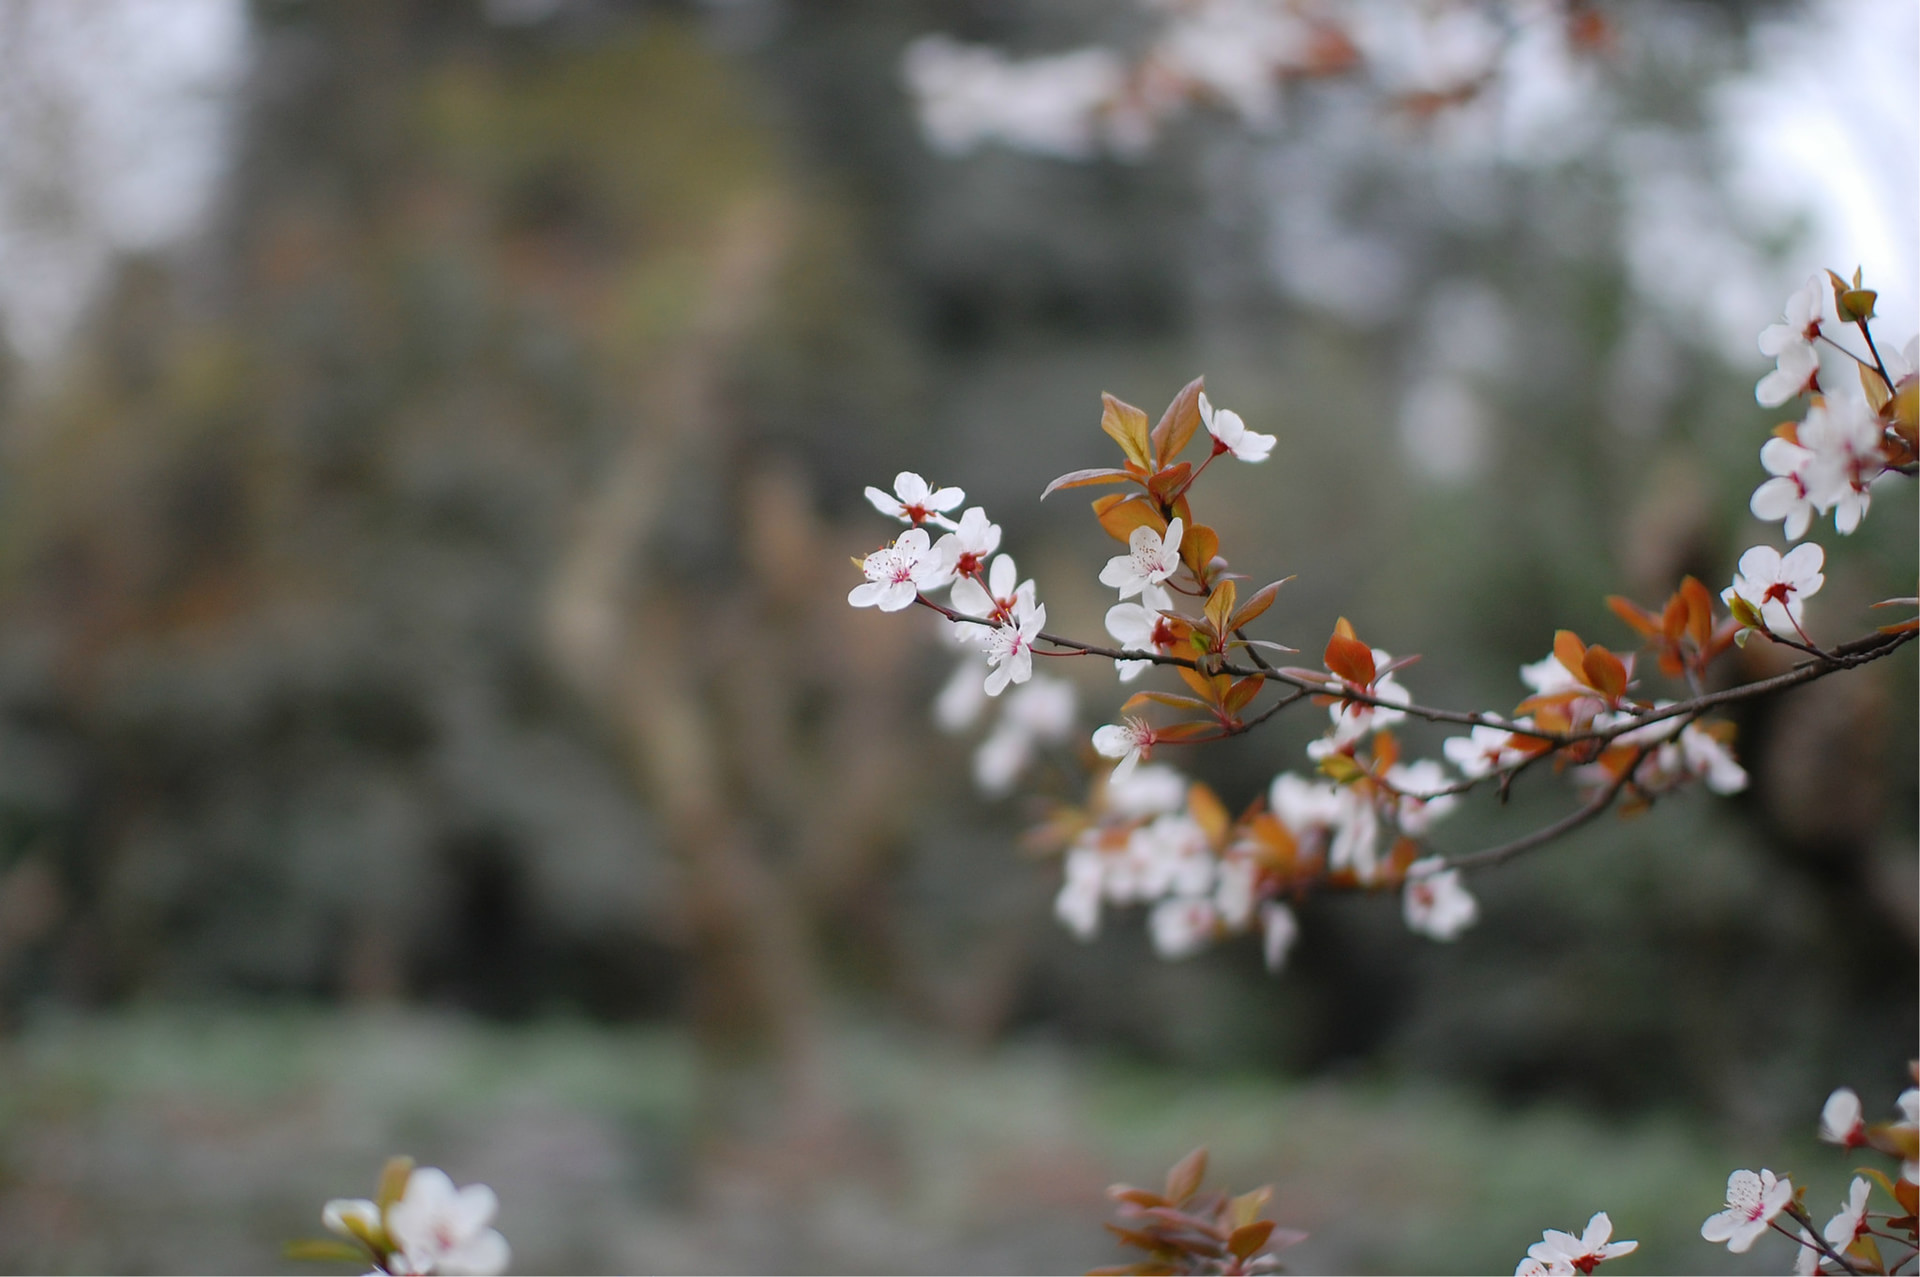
left=292, top=1158, right=509, bottom=1276
left=901, top=0, right=1613, bottom=161
left=845, top=272, right=1913, bottom=979
left=1699, top=1080, right=1918, bottom=1274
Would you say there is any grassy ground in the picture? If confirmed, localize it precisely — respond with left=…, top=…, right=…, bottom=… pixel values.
left=0, top=1006, right=1837, bottom=1273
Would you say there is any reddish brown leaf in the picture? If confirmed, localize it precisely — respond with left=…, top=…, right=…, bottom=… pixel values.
left=1553, top=629, right=1588, bottom=682
left=1154, top=721, right=1218, bottom=742
left=1324, top=631, right=1376, bottom=686
left=1151, top=375, right=1206, bottom=468
left=1223, top=675, right=1265, bottom=715
left=1228, top=1221, right=1275, bottom=1260
left=1146, top=462, right=1193, bottom=507
left=1176, top=665, right=1220, bottom=703
left=1582, top=645, right=1628, bottom=700
left=1680, top=576, right=1714, bottom=648
left=1228, top=580, right=1283, bottom=632
left=1041, top=467, right=1136, bottom=499
left=1164, top=1148, right=1209, bottom=1204
left=1606, top=594, right=1658, bottom=638
left=1122, top=691, right=1209, bottom=714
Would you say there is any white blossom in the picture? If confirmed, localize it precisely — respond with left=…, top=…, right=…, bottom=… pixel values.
left=1819, top=1087, right=1865, bottom=1147
left=1403, top=856, right=1477, bottom=940
left=865, top=471, right=964, bottom=528
left=982, top=595, right=1046, bottom=696
left=1055, top=847, right=1105, bottom=939
left=1385, top=759, right=1458, bottom=835
left=1722, top=543, right=1824, bottom=639
left=1520, top=652, right=1582, bottom=696
left=950, top=552, right=1033, bottom=626
left=1755, top=275, right=1826, bottom=407
left=1093, top=717, right=1157, bottom=783
left=1099, top=518, right=1185, bottom=600
left=1199, top=391, right=1276, bottom=462
left=1443, top=723, right=1531, bottom=779
left=1822, top=1176, right=1871, bottom=1253
left=1259, top=901, right=1299, bottom=972
left=849, top=527, right=959, bottom=611
left=973, top=674, right=1077, bottom=794
left=384, top=1167, right=510, bottom=1277
left=1526, top=1212, right=1639, bottom=1273
left=936, top=506, right=1002, bottom=579
left=1797, top=394, right=1887, bottom=534
left=933, top=653, right=990, bottom=733
left=1133, top=813, right=1216, bottom=900
left=1751, top=435, right=1820, bottom=541
left=1701, top=1168, right=1793, bottom=1254
left=1106, top=763, right=1189, bottom=818
left=902, top=35, right=1126, bottom=159
left=1148, top=896, right=1217, bottom=959
left=1105, top=583, right=1176, bottom=682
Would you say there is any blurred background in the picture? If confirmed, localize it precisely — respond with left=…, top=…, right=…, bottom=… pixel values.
left=0, top=1, right=1912, bottom=1272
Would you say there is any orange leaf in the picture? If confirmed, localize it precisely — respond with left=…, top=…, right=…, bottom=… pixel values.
left=1146, top=462, right=1193, bottom=507
left=1176, top=665, right=1221, bottom=704
left=1122, top=691, right=1209, bottom=714
left=1041, top=467, right=1136, bottom=499
left=1553, top=629, right=1588, bottom=681
left=1101, top=393, right=1154, bottom=470
left=1582, top=645, right=1628, bottom=700
left=1606, top=595, right=1658, bottom=638
left=1223, top=675, right=1265, bottom=715
left=1228, top=1222, right=1275, bottom=1261
left=1204, top=580, right=1237, bottom=635
left=1324, top=631, right=1376, bottom=686
left=1332, top=616, right=1357, bottom=641
left=1154, top=721, right=1218, bottom=742
left=1093, top=493, right=1168, bottom=544
left=1187, top=783, right=1230, bottom=846
left=1227, top=580, right=1285, bottom=632
left=1164, top=1148, right=1208, bottom=1204
left=1180, top=523, right=1220, bottom=580
left=1152, top=375, right=1206, bottom=468
left=1680, top=576, right=1714, bottom=648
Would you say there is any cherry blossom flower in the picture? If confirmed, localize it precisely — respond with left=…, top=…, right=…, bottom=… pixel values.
left=1514, top=1260, right=1568, bottom=1277
left=1751, top=435, right=1820, bottom=540
left=1701, top=1168, right=1793, bottom=1254
left=1443, top=723, right=1531, bottom=779
left=1793, top=1228, right=1822, bottom=1276
left=1214, top=851, right=1258, bottom=930
left=1722, top=543, right=1824, bottom=640
left=1199, top=391, right=1276, bottom=462
left=1677, top=724, right=1748, bottom=795
left=865, top=471, right=964, bottom=528
left=1821, top=1177, right=1871, bottom=1253
left=974, top=674, right=1077, bottom=794
left=951, top=552, right=1034, bottom=625
left=1798, top=394, right=1887, bottom=534
left=1134, top=813, right=1217, bottom=900
left=1520, top=652, right=1582, bottom=697
left=849, top=528, right=959, bottom=611
left=1526, top=1211, right=1639, bottom=1274
left=1897, top=1088, right=1918, bottom=1182
left=1756, top=275, right=1826, bottom=407
left=1149, top=895, right=1217, bottom=959
left=1106, top=763, right=1189, bottom=817
left=933, top=652, right=990, bottom=733
left=1055, top=846, right=1105, bottom=939
left=1818, top=1087, right=1865, bottom=1147
left=1270, top=772, right=1345, bottom=835
left=384, top=1167, right=510, bottom=1277
left=982, top=595, right=1046, bottom=696
left=1100, top=518, right=1185, bottom=599
left=1105, top=583, right=1177, bottom=681
left=1403, top=856, right=1477, bottom=940
left=1313, top=648, right=1409, bottom=747
left=1385, top=759, right=1459, bottom=835
left=1327, top=792, right=1381, bottom=882
left=1094, top=717, right=1158, bottom=782
left=1259, top=901, right=1299, bottom=972
left=937, top=506, right=1002, bottom=579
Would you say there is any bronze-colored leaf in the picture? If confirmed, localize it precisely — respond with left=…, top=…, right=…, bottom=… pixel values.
left=1223, top=675, right=1265, bottom=715
left=1227, top=580, right=1284, bottom=632
left=1041, top=467, right=1136, bottom=499
left=1203, top=580, right=1237, bottom=635
left=1180, top=523, right=1220, bottom=581
left=1553, top=629, right=1588, bottom=682
left=1324, top=632, right=1375, bottom=686
left=1151, top=375, right=1206, bottom=467
left=1101, top=392, right=1154, bottom=469
left=1094, top=493, right=1167, bottom=544
left=1228, top=1221, right=1275, bottom=1260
